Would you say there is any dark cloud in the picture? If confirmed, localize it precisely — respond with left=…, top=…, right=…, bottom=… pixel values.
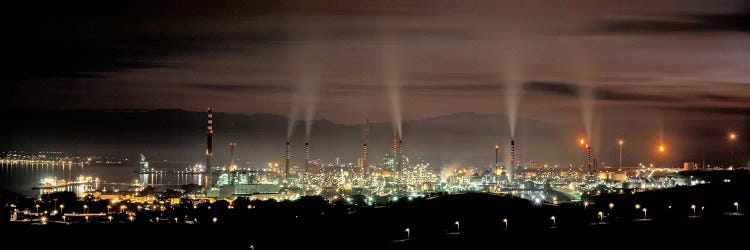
left=524, top=81, right=681, bottom=103
left=596, top=89, right=680, bottom=102
left=595, top=1, right=750, bottom=34
left=185, top=83, right=293, bottom=93
left=698, top=94, right=750, bottom=103
left=668, top=106, right=750, bottom=116
left=524, top=81, right=578, bottom=97
left=405, top=83, right=501, bottom=92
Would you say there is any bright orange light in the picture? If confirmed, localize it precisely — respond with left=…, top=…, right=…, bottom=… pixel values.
left=495, top=145, right=499, bottom=149
left=730, top=133, right=736, bottom=140
left=579, top=139, right=585, bottom=145
left=618, top=139, right=624, bottom=145
left=658, top=145, right=665, bottom=152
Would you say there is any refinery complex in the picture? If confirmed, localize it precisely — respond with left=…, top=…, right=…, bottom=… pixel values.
left=0, top=107, right=727, bottom=204
left=140, top=108, right=707, bottom=203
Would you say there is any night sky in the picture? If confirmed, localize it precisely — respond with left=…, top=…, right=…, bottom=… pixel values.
left=3, top=0, right=750, bottom=167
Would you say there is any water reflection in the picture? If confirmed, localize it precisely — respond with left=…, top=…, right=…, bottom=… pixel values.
left=1, top=161, right=202, bottom=196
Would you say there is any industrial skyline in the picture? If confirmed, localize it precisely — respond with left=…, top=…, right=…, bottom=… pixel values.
left=3, top=1, right=750, bottom=247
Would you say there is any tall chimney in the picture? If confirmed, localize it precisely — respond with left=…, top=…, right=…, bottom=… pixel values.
left=398, top=138, right=404, bottom=173
left=392, top=137, right=398, bottom=171
left=229, top=142, right=236, bottom=171
left=495, top=145, right=499, bottom=175
left=363, top=118, right=369, bottom=175
left=587, top=145, right=592, bottom=172
left=304, top=142, right=310, bottom=170
left=510, top=139, right=515, bottom=181
left=206, top=107, right=213, bottom=192
left=285, top=141, right=291, bottom=180
left=206, top=108, right=213, bottom=170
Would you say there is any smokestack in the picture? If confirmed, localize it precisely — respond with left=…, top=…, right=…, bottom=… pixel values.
left=363, top=118, right=369, bottom=175
left=285, top=141, right=290, bottom=180
left=494, top=145, right=499, bottom=175
left=305, top=142, right=310, bottom=169
left=587, top=145, right=592, bottom=172
left=510, top=139, right=515, bottom=181
left=206, top=108, right=213, bottom=170
left=398, top=139, right=404, bottom=171
left=206, top=108, right=214, bottom=192
left=391, top=136, right=401, bottom=172
left=229, top=142, right=236, bottom=171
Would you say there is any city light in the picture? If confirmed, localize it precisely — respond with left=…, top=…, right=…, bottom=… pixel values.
left=454, top=221, right=460, bottom=232
left=502, top=218, right=508, bottom=229
left=642, top=208, right=647, bottom=219
left=658, top=145, right=665, bottom=153
left=598, top=211, right=604, bottom=223
left=734, top=202, right=740, bottom=212
left=405, top=228, right=410, bottom=240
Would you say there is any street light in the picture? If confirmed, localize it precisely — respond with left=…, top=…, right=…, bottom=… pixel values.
left=502, top=218, right=508, bottom=229
left=734, top=201, right=740, bottom=212
left=129, top=215, right=135, bottom=223
left=108, top=216, right=113, bottom=223
left=83, top=204, right=88, bottom=214
left=583, top=201, right=589, bottom=210
left=609, top=202, right=615, bottom=210
left=35, top=204, right=39, bottom=214
left=691, top=204, right=696, bottom=216
left=405, top=228, right=410, bottom=240
left=454, top=221, right=460, bottom=232
left=598, top=211, right=604, bottom=223
left=635, top=204, right=641, bottom=209
left=550, top=216, right=556, bottom=227
left=85, top=216, right=89, bottom=223
left=41, top=216, right=47, bottom=225
left=107, top=205, right=111, bottom=214
left=213, top=217, right=218, bottom=224
left=642, top=208, right=647, bottom=219
left=59, top=204, right=64, bottom=215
